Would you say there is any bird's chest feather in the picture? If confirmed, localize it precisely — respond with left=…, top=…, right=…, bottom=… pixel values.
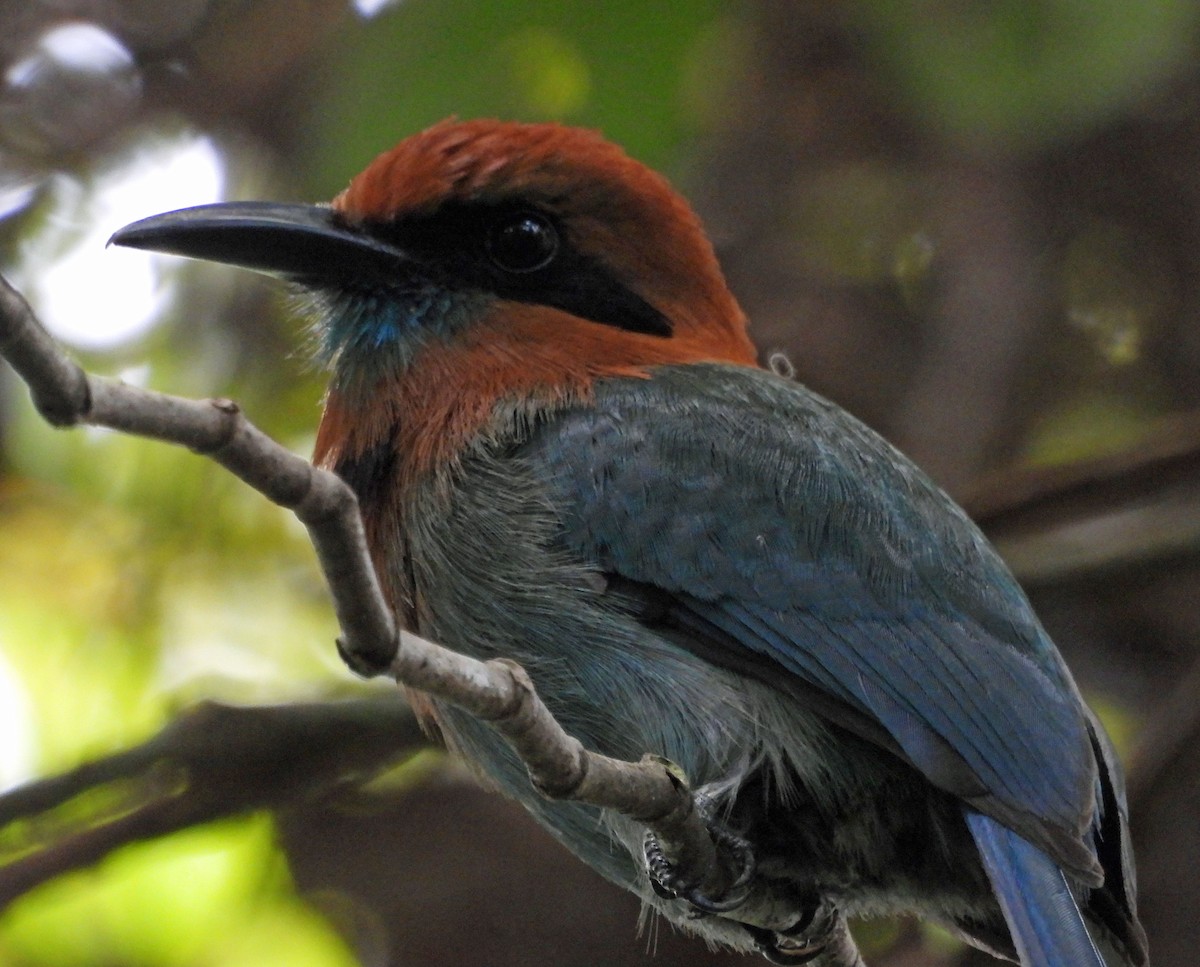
left=321, top=396, right=744, bottom=761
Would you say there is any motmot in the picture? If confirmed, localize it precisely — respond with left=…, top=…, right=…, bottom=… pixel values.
left=112, top=119, right=1147, bottom=966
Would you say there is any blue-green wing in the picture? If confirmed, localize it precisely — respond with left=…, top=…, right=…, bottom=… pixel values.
left=521, top=362, right=1099, bottom=878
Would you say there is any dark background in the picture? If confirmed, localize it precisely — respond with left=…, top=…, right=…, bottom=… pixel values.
left=0, top=1, right=1198, bottom=964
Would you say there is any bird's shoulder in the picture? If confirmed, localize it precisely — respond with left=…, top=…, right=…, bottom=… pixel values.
left=521, top=362, right=1040, bottom=652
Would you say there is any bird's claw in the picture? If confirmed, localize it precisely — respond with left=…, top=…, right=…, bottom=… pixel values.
left=746, top=902, right=828, bottom=965
left=642, top=797, right=756, bottom=915
left=643, top=803, right=829, bottom=965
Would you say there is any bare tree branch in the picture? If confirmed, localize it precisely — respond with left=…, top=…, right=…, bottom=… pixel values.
left=964, top=411, right=1200, bottom=586
left=0, top=274, right=861, bottom=965
left=0, top=699, right=425, bottom=908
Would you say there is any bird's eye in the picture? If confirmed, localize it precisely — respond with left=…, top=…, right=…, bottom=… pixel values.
left=487, top=211, right=559, bottom=273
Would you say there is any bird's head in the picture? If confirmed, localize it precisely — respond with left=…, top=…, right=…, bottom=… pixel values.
left=112, top=119, right=757, bottom=473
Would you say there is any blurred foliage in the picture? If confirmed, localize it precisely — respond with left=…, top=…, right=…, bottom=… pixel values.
left=302, top=0, right=731, bottom=194
left=0, top=816, right=357, bottom=967
left=853, top=0, right=1200, bottom=149
left=1021, top=395, right=1165, bottom=467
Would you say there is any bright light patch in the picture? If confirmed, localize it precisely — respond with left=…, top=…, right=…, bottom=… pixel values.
left=10, top=133, right=224, bottom=350
left=7, top=22, right=134, bottom=85
left=353, top=0, right=402, bottom=18
left=0, top=168, right=43, bottom=220
left=0, top=646, right=35, bottom=791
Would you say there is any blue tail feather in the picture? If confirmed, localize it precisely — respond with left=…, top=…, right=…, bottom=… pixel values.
left=967, top=811, right=1105, bottom=967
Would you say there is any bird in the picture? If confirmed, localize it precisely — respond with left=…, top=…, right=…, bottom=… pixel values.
left=111, top=118, right=1147, bottom=966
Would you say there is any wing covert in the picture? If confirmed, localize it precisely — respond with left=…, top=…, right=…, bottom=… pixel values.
left=519, top=363, right=1099, bottom=878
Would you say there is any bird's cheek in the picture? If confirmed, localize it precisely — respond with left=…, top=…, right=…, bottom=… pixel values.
left=315, top=286, right=491, bottom=369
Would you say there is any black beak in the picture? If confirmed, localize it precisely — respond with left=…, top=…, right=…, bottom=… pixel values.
left=109, top=201, right=410, bottom=285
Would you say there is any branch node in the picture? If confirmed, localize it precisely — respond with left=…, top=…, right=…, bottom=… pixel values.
left=36, top=370, right=92, bottom=428
left=483, top=659, right=589, bottom=799
left=335, top=635, right=382, bottom=678
left=189, top=397, right=241, bottom=455
left=484, top=658, right=535, bottom=723
left=337, top=631, right=398, bottom=679
left=636, top=754, right=692, bottom=823
left=529, top=740, right=588, bottom=799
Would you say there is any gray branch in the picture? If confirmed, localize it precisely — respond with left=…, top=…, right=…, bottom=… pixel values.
left=0, top=699, right=424, bottom=907
left=0, top=274, right=862, bottom=966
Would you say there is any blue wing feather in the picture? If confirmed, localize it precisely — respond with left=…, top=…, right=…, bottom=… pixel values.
left=525, top=364, right=1096, bottom=861
left=967, top=811, right=1105, bottom=967
left=522, top=363, right=1104, bottom=864
left=508, top=361, right=1150, bottom=963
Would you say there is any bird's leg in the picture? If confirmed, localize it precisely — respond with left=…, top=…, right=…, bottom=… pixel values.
left=643, top=790, right=757, bottom=914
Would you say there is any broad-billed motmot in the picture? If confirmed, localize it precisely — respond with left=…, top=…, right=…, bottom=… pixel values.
left=112, top=119, right=1147, bottom=967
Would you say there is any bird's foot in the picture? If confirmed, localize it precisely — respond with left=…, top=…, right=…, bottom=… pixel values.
left=642, top=794, right=756, bottom=915
left=745, top=901, right=831, bottom=965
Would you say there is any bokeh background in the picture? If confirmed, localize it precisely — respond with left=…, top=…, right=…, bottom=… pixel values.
left=1, top=1, right=1199, bottom=965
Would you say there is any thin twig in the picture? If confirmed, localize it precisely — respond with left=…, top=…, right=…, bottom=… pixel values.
left=0, top=273, right=861, bottom=964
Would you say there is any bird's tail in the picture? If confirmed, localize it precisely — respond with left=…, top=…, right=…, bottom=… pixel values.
left=966, top=811, right=1108, bottom=967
